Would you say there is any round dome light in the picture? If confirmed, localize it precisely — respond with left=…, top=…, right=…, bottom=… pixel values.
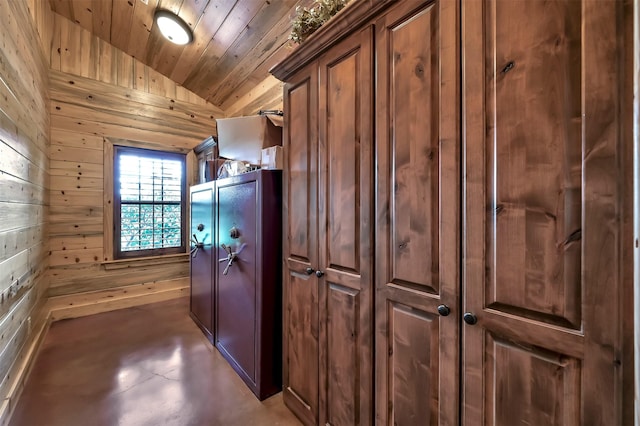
left=155, top=10, right=193, bottom=45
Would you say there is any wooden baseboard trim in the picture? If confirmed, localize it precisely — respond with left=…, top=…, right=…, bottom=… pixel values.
left=0, top=278, right=190, bottom=425
left=0, top=307, right=52, bottom=426
left=46, top=278, right=189, bottom=321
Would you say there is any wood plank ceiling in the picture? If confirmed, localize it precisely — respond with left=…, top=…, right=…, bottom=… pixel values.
left=49, top=0, right=310, bottom=112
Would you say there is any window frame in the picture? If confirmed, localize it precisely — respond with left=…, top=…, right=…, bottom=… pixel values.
left=113, top=145, right=187, bottom=260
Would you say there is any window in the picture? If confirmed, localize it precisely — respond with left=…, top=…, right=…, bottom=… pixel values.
left=114, top=146, right=186, bottom=259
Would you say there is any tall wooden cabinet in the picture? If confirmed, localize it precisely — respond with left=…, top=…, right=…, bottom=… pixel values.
left=281, top=61, right=319, bottom=423
left=280, top=27, right=373, bottom=425
left=374, top=1, right=459, bottom=425
left=272, top=0, right=632, bottom=424
left=461, top=1, right=631, bottom=424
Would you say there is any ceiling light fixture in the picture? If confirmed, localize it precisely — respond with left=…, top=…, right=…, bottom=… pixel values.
left=154, top=10, right=193, bottom=45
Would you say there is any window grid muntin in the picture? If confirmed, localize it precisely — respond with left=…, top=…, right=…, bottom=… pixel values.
left=114, top=146, right=186, bottom=259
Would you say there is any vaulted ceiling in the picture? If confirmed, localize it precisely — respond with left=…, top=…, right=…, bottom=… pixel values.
left=49, top=0, right=309, bottom=111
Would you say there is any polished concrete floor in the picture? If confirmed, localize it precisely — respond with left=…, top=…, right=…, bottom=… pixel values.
left=10, top=298, right=301, bottom=426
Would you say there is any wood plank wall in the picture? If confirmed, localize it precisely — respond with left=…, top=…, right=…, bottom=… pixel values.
left=49, top=13, right=216, bottom=108
left=0, top=0, right=52, bottom=419
left=0, top=3, right=281, bottom=418
left=48, top=5, right=281, bottom=118
left=47, top=15, right=224, bottom=298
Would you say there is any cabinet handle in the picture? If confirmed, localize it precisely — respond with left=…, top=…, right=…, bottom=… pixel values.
left=437, top=305, right=450, bottom=316
left=463, top=312, right=478, bottom=325
left=315, top=270, right=324, bottom=278
left=219, top=243, right=246, bottom=275
left=190, top=233, right=206, bottom=258
left=305, top=267, right=315, bottom=275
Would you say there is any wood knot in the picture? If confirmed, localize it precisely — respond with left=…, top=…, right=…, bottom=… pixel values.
left=501, top=61, right=515, bottom=75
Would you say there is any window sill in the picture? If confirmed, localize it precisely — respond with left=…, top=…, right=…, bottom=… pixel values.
left=102, top=253, right=189, bottom=270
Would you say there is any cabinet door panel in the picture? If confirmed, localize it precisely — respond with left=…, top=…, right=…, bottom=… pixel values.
left=486, top=0, right=581, bottom=328
left=215, top=180, right=258, bottom=381
left=484, top=333, right=581, bottom=426
left=189, top=183, right=214, bottom=340
left=288, top=77, right=316, bottom=264
left=318, top=27, right=373, bottom=426
left=287, top=270, right=319, bottom=415
left=387, top=302, right=440, bottom=426
left=462, top=0, right=624, bottom=424
left=326, top=284, right=359, bottom=425
left=388, top=4, right=440, bottom=294
left=324, top=50, right=360, bottom=274
left=282, top=63, right=319, bottom=425
left=375, top=1, right=459, bottom=424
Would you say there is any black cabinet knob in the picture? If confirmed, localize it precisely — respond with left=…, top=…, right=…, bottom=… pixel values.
left=315, top=270, right=324, bottom=278
left=305, top=267, right=315, bottom=275
left=463, top=312, right=478, bottom=325
left=437, top=305, right=450, bottom=316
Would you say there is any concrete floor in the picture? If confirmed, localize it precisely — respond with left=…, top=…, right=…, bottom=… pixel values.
left=10, top=297, right=301, bottom=426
